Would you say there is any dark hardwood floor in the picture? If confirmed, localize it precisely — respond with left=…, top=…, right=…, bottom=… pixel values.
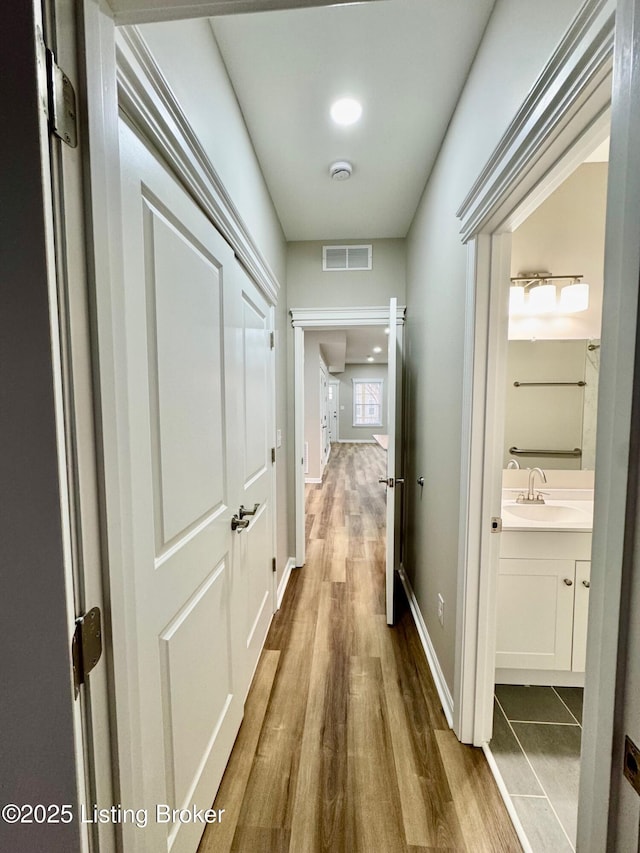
left=199, top=443, right=522, bottom=853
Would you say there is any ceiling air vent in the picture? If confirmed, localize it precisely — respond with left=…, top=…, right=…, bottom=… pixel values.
left=323, top=245, right=372, bottom=272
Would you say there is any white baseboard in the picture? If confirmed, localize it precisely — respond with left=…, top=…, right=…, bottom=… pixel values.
left=482, top=744, right=534, bottom=853
left=304, top=477, right=322, bottom=484
left=277, top=557, right=296, bottom=609
left=398, top=565, right=454, bottom=728
left=495, top=667, right=585, bottom=687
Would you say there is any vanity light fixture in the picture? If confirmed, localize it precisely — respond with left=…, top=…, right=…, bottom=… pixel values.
left=509, top=273, right=589, bottom=315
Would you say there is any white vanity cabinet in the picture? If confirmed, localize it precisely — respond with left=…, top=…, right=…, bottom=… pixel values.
left=496, top=531, right=591, bottom=680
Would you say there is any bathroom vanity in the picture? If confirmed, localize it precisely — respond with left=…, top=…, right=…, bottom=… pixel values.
left=495, top=486, right=593, bottom=686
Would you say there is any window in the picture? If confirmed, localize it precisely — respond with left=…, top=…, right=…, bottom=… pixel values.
left=352, top=379, right=383, bottom=427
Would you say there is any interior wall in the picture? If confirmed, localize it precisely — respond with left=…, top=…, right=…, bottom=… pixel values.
left=137, top=19, right=294, bottom=572
left=509, top=162, right=607, bottom=340
left=287, top=238, right=406, bottom=308
left=404, top=0, right=584, bottom=692
left=335, top=363, right=389, bottom=441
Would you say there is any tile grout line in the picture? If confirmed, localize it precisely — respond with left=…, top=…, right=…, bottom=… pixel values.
left=495, top=696, right=576, bottom=853
left=551, top=686, right=582, bottom=728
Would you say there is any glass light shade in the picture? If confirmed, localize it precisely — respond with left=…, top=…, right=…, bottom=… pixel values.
left=528, top=283, right=557, bottom=313
left=560, top=281, right=589, bottom=313
left=509, top=285, right=525, bottom=314
left=330, top=98, right=362, bottom=126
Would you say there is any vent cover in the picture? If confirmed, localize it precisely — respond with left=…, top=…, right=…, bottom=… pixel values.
left=323, top=245, right=372, bottom=272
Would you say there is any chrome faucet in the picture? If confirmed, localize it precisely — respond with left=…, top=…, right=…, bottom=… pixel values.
left=516, top=467, right=547, bottom=503
left=507, top=459, right=520, bottom=469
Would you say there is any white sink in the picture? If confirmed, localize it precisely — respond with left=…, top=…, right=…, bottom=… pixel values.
left=504, top=502, right=591, bottom=524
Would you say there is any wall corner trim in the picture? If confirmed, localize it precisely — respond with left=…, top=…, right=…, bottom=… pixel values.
left=115, top=26, right=282, bottom=305
left=457, top=0, right=615, bottom=243
left=277, top=558, right=296, bottom=609
left=398, top=565, right=454, bottom=728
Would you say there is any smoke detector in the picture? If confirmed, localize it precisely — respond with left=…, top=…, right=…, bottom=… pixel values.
left=329, top=161, right=353, bottom=181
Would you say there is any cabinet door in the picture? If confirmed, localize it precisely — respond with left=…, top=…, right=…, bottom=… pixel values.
left=572, top=561, right=591, bottom=672
left=496, top=559, right=575, bottom=670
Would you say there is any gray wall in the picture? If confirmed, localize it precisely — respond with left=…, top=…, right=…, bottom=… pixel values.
left=404, top=0, right=584, bottom=691
left=140, top=20, right=294, bottom=571
left=287, top=238, right=406, bottom=307
left=335, top=363, right=389, bottom=441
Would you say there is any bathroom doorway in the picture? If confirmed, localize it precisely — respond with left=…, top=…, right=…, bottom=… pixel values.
left=487, top=141, right=608, bottom=851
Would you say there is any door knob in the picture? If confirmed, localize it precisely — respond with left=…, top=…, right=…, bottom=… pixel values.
left=231, top=514, right=250, bottom=532
left=582, top=580, right=590, bottom=588
left=239, top=502, right=259, bottom=519
left=563, top=578, right=573, bottom=586
left=379, top=477, right=392, bottom=487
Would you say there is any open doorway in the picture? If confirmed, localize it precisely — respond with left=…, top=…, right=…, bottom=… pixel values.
left=291, top=303, right=405, bottom=625
left=485, top=138, right=608, bottom=851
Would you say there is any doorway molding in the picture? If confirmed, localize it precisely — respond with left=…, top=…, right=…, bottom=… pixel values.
left=290, top=305, right=405, bottom=567
left=454, top=0, right=623, bottom=850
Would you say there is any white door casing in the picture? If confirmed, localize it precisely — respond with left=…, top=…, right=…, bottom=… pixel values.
left=117, top=120, right=253, bottom=852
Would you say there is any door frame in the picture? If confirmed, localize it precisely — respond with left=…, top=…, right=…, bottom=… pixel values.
left=454, top=0, right=640, bottom=848
left=291, top=306, right=405, bottom=567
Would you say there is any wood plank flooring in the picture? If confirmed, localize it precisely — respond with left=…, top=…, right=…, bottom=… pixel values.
left=199, top=443, right=522, bottom=853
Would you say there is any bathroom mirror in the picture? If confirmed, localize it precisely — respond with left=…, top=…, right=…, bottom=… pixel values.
left=503, top=339, right=600, bottom=470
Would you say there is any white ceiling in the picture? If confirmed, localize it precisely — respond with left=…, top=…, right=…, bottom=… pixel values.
left=211, top=0, right=495, bottom=240
left=313, top=326, right=389, bottom=371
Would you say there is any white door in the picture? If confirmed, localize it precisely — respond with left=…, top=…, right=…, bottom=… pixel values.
left=116, top=120, right=247, bottom=853
left=319, top=362, right=330, bottom=468
left=236, top=274, right=276, bottom=690
left=328, top=381, right=339, bottom=442
left=383, top=298, right=404, bottom=625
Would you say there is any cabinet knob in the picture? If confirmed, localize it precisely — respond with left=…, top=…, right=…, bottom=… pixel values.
left=563, top=578, right=573, bottom=586
left=582, top=579, right=590, bottom=588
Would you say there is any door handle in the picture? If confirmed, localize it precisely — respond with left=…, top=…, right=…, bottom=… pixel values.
left=231, top=514, right=250, bottom=532
left=379, top=477, right=393, bottom=487
left=238, top=502, right=259, bottom=519
left=582, top=580, right=590, bottom=588
left=563, top=578, right=573, bottom=586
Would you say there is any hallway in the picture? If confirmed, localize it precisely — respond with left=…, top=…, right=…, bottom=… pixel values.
left=199, top=443, right=521, bottom=852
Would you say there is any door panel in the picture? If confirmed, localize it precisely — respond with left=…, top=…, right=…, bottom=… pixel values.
left=145, top=205, right=227, bottom=550
left=118, top=121, right=244, bottom=853
left=496, top=558, right=574, bottom=670
left=237, top=276, right=274, bottom=688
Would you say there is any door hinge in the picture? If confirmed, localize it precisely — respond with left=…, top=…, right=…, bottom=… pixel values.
left=272, top=557, right=277, bottom=573
left=271, top=447, right=276, bottom=464
left=270, top=331, right=275, bottom=350
left=72, top=607, right=102, bottom=698
left=45, top=47, right=78, bottom=148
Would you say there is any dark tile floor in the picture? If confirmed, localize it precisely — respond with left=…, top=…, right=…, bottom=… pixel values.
left=490, top=684, right=584, bottom=852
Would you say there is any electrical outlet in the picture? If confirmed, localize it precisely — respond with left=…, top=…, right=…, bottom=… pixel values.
left=437, top=594, right=444, bottom=627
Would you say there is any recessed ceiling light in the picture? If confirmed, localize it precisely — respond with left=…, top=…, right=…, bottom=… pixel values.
left=367, top=356, right=375, bottom=362
left=384, top=327, right=390, bottom=335
left=330, top=97, right=362, bottom=126
left=373, top=346, right=382, bottom=353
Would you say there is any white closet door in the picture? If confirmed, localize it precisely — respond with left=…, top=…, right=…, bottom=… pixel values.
left=116, top=120, right=245, bottom=853
left=235, top=268, right=275, bottom=690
